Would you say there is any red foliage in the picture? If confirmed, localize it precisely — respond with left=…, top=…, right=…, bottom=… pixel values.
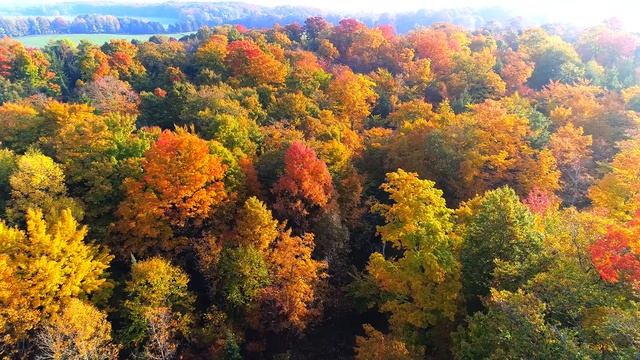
left=590, top=214, right=640, bottom=290
left=227, top=40, right=263, bottom=67
left=272, top=141, right=334, bottom=221
left=376, top=24, right=396, bottom=40
left=336, top=18, right=365, bottom=34
left=409, top=28, right=464, bottom=75
left=522, top=187, right=555, bottom=214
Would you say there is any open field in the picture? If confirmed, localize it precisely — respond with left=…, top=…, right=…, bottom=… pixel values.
left=14, top=32, right=192, bottom=47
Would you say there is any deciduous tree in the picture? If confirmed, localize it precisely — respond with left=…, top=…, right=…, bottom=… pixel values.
left=115, top=129, right=227, bottom=255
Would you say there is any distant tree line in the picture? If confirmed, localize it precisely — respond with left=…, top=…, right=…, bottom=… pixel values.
left=0, top=15, right=166, bottom=37
left=1, top=2, right=520, bottom=37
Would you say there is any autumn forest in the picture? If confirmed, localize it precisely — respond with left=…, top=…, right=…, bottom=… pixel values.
left=1, top=12, right=640, bottom=360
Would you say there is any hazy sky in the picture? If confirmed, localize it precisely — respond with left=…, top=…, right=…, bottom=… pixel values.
left=3, top=0, right=640, bottom=30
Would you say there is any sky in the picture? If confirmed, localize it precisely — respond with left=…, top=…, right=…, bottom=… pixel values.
left=2, top=0, right=640, bottom=30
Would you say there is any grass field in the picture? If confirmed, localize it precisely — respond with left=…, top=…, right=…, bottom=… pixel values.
left=14, top=32, right=193, bottom=48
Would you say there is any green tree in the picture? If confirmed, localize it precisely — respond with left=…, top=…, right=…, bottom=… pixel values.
left=122, top=257, right=195, bottom=352
left=459, top=187, right=545, bottom=311
left=453, top=289, right=585, bottom=359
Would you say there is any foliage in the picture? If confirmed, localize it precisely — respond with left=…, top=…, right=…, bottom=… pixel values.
left=0, top=14, right=639, bottom=359
left=365, top=169, right=460, bottom=339
left=0, top=209, right=111, bottom=347
left=459, top=187, right=545, bottom=309
left=115, top=129, right=227, bottom=255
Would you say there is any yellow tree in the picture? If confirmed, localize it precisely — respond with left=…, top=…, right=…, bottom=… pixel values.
left=232, top=196, right=279, bottom=251
left=354, top=324, right=413, bottom=360
left=0, top=102, right=46, bottom=153
left=35, top=298, right=119, bottom=359
left=122, top=257, right=195, bottom=355
left=6, top=149, right=83, bottom=225
left=589, top=136, right=640, bottom=221
left=195, top=34, right=229, bottom=73
left=549, top=123, right=594, bottom=206
left=0, top=209, right=111, bottom=345
left=366, top=169, right=460, bottom=339
left=457, top=99, right=560, bottom=198
left=326, top=66, right=377, bottom=130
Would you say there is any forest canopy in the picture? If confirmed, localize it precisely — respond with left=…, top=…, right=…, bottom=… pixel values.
left=1, top=13, right=640, bottom=359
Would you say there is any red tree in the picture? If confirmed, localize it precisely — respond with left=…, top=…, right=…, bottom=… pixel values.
left=272, top=142, right=334, bottom=224
left=590, top=213, right=640, bottom=290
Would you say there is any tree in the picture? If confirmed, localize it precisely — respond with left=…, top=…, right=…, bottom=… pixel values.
left=304, top=16, right=331, bottom=43
left=0, top=102, right=46, bottom=153
left=549, top=123, right=594, bottom=207
left=6, top=149, right=82, bottom=225
left=272, top=141, right=334, bottom=227
left=101, top=39, right=146, bottom=82
left=232, top=196, right=279, bottom=251
left=223, top=331, right=243, bottom=360
left=455, top=99, right=559, bottom=199
left=520, top=29, right=584, bottom=89
left=258, top=229, right=327, bottom=332
left=408, top=26, right=469, bottom=76
left=354, top=324, right=413, bottom=360
left=195, top=34, right=228, bottom=74
left=459, top=187, right=545, bottom=310
left=35, top=298, right=119, bottom=360
left=446, top=47, right=506, bottom=106
left=42, top=100, right=150, bottom=228
left=499, top=49, right=533, bottom=94
left=537, top=82, right=630, bottom=158
left=115, top=129, right=227, bottom=255
left=0, top=208, right=111, bottom=345
left=589, top=137, right=640, bottom=221
left=0, top=148, right=16, bottom=215
left=122, top=257, right=195, bottom=353
left=225, top=39, right=287, bottom=87
left=218, top=245, right=270, bottom=311
left=366, top=169, right=460, bottom=338
left=453, top=289, right=584, bottom=359
left=77, top=76, right=140, bottom=115
left=326, top=66, right=377, bottom=130
left=76, top=41, right=112, bottom=82
left=589, top=214, right=640, bottom=291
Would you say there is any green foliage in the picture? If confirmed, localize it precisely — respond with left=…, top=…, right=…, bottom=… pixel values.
left=459, top=187, right=545, bottom=310
left=0, top=149, right=16, bottom=215
left=122, top=257, right=195, bottom=348
left=218, top=245, right=270, bottom=311
left=453, top=289, right=587, bottom=360
left=224, top=331, right=243, bottom=360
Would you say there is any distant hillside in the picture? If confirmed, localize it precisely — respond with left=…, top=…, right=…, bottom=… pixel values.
left=0, top=1, right=524, bottom=37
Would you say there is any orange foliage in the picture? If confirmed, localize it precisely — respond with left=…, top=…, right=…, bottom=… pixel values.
left=226, top=39, right=287, bottom=86
left=259, top=229, right=327, bottom=331
left=500, top=49, right=534, bottom=94
left=115, top=129, right=226, bottom=255
left=409, top=25, right=469, bottom=76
